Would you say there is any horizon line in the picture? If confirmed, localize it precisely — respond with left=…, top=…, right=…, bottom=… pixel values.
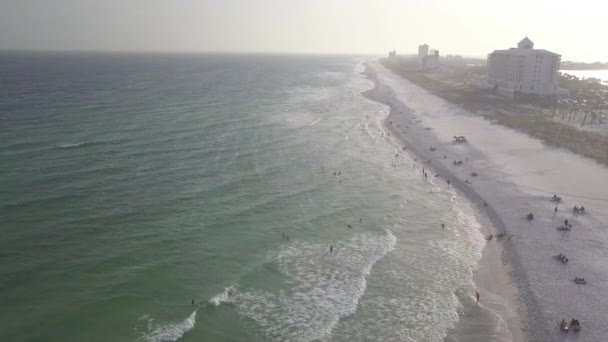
left=0, top=48, right=602, bottom=63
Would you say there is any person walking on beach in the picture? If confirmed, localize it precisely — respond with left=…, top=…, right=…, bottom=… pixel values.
left=475, top=291, right=480, bottom=304
left=555, top=206, right=558, bottom=213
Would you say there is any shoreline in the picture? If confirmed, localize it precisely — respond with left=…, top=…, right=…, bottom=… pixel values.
left=362, top=60, right=608, bottom=342
left=362, top=64, right=527, bottom=342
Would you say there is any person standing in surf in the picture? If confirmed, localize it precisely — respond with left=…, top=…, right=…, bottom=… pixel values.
left=475, top=291, right=480, bottom=304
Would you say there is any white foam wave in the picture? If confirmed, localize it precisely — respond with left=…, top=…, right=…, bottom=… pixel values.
left=452, top=197, right=485, bottom=270
left=58, top=142, right=86, bottom=148
left=210, top=230, right=396, bottom=341
left=208, top=284, right=237, bottom=307
left=139, top=310, right=197, bottom=342
left=309, top=117, right=322, bottom=126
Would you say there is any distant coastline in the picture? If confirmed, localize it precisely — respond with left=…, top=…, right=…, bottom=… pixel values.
left=560, top=61, right=608, bottom=70
left=559, top=69, right=608, bottom=84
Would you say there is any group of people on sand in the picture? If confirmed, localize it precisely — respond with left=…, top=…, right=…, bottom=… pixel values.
left=396, top=122, right=594, bottom=335
left=559, top=318, right=581, bottom=332
left=485, top=231, right=508, bottom=241
left=552, top=194, right=588, bottom=332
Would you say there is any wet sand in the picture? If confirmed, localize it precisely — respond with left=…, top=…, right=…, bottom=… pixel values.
left=363, top=61, right=608, bottom=342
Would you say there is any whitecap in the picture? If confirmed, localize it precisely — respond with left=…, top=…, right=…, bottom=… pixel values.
left=309, top=117, right=322, bottom=126
left=208, top=284, right=237, bottom=307
left=58, top=142, right=86, bottom=148
left=210, top=230, right=396, bottom=341
left=139, top=310, right=197, bottom=342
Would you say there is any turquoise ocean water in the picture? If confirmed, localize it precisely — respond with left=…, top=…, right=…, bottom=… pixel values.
left=1, top=53, right=499, bottom=341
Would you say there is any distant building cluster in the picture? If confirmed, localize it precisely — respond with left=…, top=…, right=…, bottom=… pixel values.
left=487, top=37, right=561, bottom=97
left=418, top=44, right=440, bottom=70
left=445, top=55, right=463, bottom=61
left=388, top=50, right=397, bottom=58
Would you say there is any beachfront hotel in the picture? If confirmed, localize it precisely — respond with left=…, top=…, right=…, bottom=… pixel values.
left=487, top=37, right=561, bottom=97
left=418, top=43, right=440, bottom=71
left=418, top=44, right=429, bottom=62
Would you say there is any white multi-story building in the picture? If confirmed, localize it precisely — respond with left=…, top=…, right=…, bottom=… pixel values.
left=418, top=44, right=429, bottom=63
left=418, top=44, right=439, bottom=70
left=487, top=37, right=561, bottom=97
left=423, top=51, right=440, bottom=70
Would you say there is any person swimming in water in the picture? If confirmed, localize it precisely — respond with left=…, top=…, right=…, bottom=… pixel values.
left=441, top=223, right=445, bottom=228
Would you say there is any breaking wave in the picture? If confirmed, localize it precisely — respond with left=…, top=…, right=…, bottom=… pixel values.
left=208, top=230, right=396, bottom=341
left=138, top=310, right=197, bottom=342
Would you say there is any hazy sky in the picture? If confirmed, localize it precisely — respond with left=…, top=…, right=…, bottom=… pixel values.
left=0, top=0, right=605, bottom=62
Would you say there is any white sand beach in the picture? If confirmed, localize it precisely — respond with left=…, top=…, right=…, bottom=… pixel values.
left=364, top=61, right=608, bottom=342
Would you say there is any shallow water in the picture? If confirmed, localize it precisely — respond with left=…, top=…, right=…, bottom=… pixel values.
left=1, top=53, right=498, bottom=341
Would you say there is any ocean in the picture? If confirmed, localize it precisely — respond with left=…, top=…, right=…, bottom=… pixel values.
left=1, top=53, right=500, bottom=341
